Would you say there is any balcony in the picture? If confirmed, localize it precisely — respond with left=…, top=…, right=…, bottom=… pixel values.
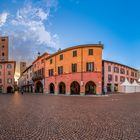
left=32, top=75, right=44, bottom=81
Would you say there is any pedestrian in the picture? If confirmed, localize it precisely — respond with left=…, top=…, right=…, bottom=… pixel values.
left=21, top=89, right=24, bottom=95
left=104, top=87, right=107, bottom=95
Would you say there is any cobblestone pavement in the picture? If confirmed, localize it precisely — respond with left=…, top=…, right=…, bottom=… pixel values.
left=0, top=92, right=140, bottom=140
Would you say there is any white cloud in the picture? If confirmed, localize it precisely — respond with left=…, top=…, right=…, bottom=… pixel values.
left=0, top=12, right=9, bottom=27
left=37, top=8, right=49, bottom=21
left=0, top=0, right=59, bottom=79
left=11, top=4, right=58, bottom=48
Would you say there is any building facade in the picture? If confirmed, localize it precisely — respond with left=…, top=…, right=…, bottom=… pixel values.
left=0, top=61, right=16, bottom=93
left=20, top=62, right=26, bottom=76
left=32, top=53, right=49, bottom=93
left=0, top=36, right=8, bottom=61
left=103, top=60, right=138, bottom=92
left=0, top=36, right=16, bottom=93
left=18, top=65, right=33, bottom=92
left=44, top=44, right=103, bottom=95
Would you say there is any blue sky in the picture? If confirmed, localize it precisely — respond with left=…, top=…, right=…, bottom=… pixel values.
left=0, top=0, right=140, bottom=78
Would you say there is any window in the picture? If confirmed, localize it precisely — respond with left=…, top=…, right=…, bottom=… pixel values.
left=135, top=73, right=137, bottom=78
left=0, top=71, right=1, bottom=76
left=60, top=54, right=63, bottom=60
left=108, top=66, right=111, bottom=72
left=38, top=69, right=41, bottom=75
left=108, top=74, right=113, bottom=81
left=88, top=49, right=93, bottom=55
left=7, top=64, right=12, bottom=69
left=120, top=76, right=125, bottom=82
left=2, top=45, right=4, bottom=48
left=8, top=71, right=11, bottom=75
left=0, top=65, right=2, bottom=69
left=131, top=72, right=134, bottom=77
left=127, top=70, right=129, bottom=75
left=49, top=69, right=54, bottom=76
left=2, top=52, right=4, bottom=56
left=7, top=78, right=12, bottom=84
left=58, top=66, right=63, bottom=75
left=120, top=68, right=125, bottom=74
left=114, top=67, right=119, bottom=73
left=1, top=38, right=5, bottom=41
left=86, top=62, right=94, bottom=72
left=30, top=73, right=32, bottom=77
left=50, top=59, right=53, bottom=64
left=73, top=51, right=77, bottom=57
left=72, top=64, right=77, bottom=72
left=0, top=79, right=2, bottom=83
left=115, top=75, right=118, bottom=82
left=41, top=59, right=44, bottom=63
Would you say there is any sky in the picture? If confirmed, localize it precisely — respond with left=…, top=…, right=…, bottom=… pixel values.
left=0, top=0, right=140, bottom=80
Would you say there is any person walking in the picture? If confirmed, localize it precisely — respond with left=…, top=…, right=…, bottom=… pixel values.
left=104, top=86, right=107, bottom=95
left=21, top=89, right=24, bottom=95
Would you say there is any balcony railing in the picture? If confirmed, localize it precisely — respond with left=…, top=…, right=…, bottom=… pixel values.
left=32, top=75, right=44, bottom=81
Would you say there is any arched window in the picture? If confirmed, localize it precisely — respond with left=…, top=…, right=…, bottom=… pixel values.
left=7, top=64, right=12, bottom=69
left=2, top=52, right=4, bottom=56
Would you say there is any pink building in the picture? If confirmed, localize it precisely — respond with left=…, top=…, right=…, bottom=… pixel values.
left=0, top=61, right=16, bottom=93
left=32, top=53, right=49, bottom=93
left=103, top=60, right=138, bottom=93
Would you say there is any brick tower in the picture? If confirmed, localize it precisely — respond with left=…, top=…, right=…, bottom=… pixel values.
left=20, top=62, right=26, bottom=76
left=0, top=36, right=8, bottom=61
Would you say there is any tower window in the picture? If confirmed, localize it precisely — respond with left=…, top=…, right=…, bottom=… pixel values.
left=2, top=53, right=4, bottom=56
left=1, top=38, right=5, bottom=41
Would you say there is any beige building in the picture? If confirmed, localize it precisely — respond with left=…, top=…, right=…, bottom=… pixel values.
left=18, top=65, right=33, bottom=92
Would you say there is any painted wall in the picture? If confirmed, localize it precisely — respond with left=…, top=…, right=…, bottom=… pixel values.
left=44, top=45, right=103, bottom=95
left=103, top=60, right=138, bottom=92
left=0, top=61, right=16, bottom=93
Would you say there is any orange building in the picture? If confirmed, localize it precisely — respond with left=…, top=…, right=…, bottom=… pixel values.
left=44, top=44, right=103, bottom=95
left=32, top=53, right=49, bottom=93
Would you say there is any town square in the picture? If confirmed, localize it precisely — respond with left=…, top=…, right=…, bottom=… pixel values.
left=0, top=0, right=140, bottom=139
left=0, top=92, right=140, bottom=140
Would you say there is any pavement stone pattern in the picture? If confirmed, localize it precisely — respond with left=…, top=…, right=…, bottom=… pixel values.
left=0, top=92, right=140, bottom=140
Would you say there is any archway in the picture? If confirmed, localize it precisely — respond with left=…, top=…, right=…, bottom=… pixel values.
left=50, top=83, right=55, bottom=94
left=70, top=81, right=80, bottom=95
left=85, top=81, right=96, bottom=95
left=7, top=86, right=13, bottom=93
left=35, top=81, right=43, bottom=93
left=0, top=86, right=2, bottom=93
left=59, top=82, right=66, bottom=94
